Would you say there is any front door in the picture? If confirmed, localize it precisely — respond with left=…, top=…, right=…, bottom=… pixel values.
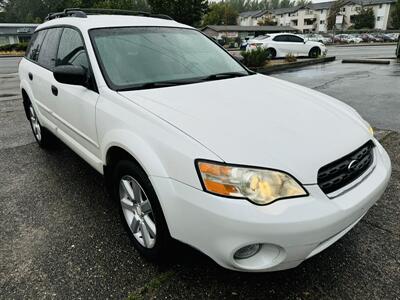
left=51, top=27, right=100, bottom=157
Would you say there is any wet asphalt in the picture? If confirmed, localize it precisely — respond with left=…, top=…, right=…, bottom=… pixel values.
left=0, top=47, right=399, bottom=299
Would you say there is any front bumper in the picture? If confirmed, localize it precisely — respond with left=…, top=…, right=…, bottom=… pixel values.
left=151, top=140, right=391, bottom=272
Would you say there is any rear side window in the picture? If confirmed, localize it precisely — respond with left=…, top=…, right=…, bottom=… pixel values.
left=289, top=35, right=304, bottom=43
left=56, top=28, right=89, bottom=70
left=37, top=28, right=63, bottom=70
left=26, top=30, right=47, bottom=61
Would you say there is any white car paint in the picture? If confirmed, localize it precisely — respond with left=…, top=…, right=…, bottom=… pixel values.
left=19, top=15, right=391, bottom=272
left=247, top=33, right=327, bottom=57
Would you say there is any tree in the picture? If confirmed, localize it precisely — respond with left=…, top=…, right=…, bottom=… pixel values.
left=391, top=0, right=400, bottom=29
left=202, top=2, right=238, bottom=26
left=279, top=0, right=294, bottom=8
left=93, top=0, right=150, bottom=11
left=327, top=0, right=346, bottom=30
left=148, top=0, right=207, bottom=26
left=296, top=0, right=311, bottom=6
left=354, top=7, right=375, bottom=29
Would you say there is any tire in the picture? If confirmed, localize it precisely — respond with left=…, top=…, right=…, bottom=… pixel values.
left=266, top=48, right=276, bottom=58
left=27, top=101, right=56, bottom=148
left=111, top=159, right=172, bottom=261
left=308, top=47, right=321, bottom=58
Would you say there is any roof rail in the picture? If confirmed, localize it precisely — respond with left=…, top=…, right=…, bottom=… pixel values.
left=45, top=8, right=174, bottom=21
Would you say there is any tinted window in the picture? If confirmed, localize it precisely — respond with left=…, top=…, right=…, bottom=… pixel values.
left=273, top=35, right=289, bottom=42
left=37, top=28, right=63, bottom=70
left=289, top=35, right=304, bottom=43
left=56, top=28, right=89, bottom=69
left=26, top=30, right=47, bottom=61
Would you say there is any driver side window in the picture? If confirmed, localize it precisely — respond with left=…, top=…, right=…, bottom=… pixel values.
left=56, top=28, right=89, bottom=70
left=289, top=35, right=304, bottom=43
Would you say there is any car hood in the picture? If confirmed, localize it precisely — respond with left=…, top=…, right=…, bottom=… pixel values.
left=119, top=74, right=371, bottom=184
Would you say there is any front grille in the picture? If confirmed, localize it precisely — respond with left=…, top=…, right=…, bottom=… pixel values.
left=318, top=140, right=374, bottom=194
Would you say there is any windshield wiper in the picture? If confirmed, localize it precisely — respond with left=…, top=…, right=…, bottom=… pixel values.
left=202, top=72, right=250, bottom=81
left=117, top=72, right=252, bottom=91
left=117, top=79, right=198, bottom=91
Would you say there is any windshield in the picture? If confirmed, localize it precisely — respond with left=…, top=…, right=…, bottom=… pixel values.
left=90, top=27, right=249, bottom=90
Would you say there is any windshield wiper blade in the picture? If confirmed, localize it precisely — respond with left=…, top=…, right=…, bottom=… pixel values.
left=117, top=80, right=197, bottom=91
left=202, top=72, right=249, bottom=81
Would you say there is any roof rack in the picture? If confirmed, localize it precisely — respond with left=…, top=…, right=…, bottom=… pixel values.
left=45, top=8, right=174, bottom=21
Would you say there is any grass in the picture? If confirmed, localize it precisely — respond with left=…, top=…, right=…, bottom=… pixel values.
left=126, top=271, right=175, bottom=300
left=0, top=50, right=25, bottom=56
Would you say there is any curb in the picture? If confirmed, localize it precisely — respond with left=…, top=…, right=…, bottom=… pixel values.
left=333, top=42, right=397, bottom=47
left=342, top=59, right=390, bottom=64
left=253, top=56, right=336, bottom=74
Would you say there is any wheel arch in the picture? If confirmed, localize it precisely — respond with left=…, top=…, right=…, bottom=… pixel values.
left=101, top=130, right=169, bottom=179
left=21, top=87, right=32, bottom=120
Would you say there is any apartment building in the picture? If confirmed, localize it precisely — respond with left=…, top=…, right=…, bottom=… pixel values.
left=240, top=0, right=397, bottom=33
left=238, top=10, right=271, bottom=26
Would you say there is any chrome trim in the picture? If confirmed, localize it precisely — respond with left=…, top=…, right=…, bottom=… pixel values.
left=327, top=147, right=377, bottom=199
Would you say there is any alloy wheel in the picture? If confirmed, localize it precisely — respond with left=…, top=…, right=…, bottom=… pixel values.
left=119, top=175, right=156, bottom=248
left=29, top=105, right=42, bottom=142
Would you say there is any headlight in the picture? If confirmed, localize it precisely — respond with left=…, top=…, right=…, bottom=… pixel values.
left=196, top=160, right=308, bottom=205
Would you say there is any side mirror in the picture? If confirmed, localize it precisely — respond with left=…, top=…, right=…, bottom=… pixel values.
left=54, top=65, right=87, bottom=86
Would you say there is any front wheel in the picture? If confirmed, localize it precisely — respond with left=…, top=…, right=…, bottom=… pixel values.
left=308, top=47, right=321, bottom=58
left=111, top=160, right=172, bottom=261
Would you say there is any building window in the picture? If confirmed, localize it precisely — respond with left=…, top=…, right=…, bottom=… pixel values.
left=379, top=4, right=382, bottom=8
left=342, top=7, right=346, bottom=12
left=320, top=20, right=325, bottom=24
left=377, top=16, right=381, bottom=21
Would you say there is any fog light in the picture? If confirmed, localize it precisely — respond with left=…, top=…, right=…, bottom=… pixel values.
left=234, top=244, right=261, bottom=259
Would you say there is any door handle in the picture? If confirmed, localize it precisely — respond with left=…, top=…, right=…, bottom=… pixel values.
left=51, top=85, right=58, bottom=96
left=28, top=72, right=33, bottom=80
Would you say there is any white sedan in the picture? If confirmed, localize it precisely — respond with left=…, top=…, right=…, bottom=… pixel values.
left=247, top=33, right=327, bottom=58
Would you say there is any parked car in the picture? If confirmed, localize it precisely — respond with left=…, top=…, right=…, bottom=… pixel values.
left=304, top=34, right=331, bottom=44
left=19, top=9, right=391, bottom=272
left=247, top=33, right=327, bottom=58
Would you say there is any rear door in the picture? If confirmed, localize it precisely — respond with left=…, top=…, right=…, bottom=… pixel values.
left=24, top=30, right=50, bottom=120
left=35, top=28, right=63, bottom=126
left=52, top=27, right=100, bottom=156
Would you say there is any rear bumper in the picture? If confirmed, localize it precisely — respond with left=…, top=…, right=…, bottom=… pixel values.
left=151, top=140, right=391, bottom=272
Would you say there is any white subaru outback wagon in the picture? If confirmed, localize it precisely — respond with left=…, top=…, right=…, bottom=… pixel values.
left=19, top=9, right=391, bottom=272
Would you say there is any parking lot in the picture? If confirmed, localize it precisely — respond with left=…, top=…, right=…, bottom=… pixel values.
left=1, top=46, right=399, bottom=299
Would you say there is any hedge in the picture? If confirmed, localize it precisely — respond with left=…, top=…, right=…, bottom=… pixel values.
left=0, top=42, right=28, bottom=52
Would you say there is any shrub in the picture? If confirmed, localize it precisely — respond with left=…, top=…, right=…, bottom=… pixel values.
left=0, top=42, right=28, bottom=52
left=285, top=53, right=297, bottom=62
left=240, top=47, right=270, bottom=68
